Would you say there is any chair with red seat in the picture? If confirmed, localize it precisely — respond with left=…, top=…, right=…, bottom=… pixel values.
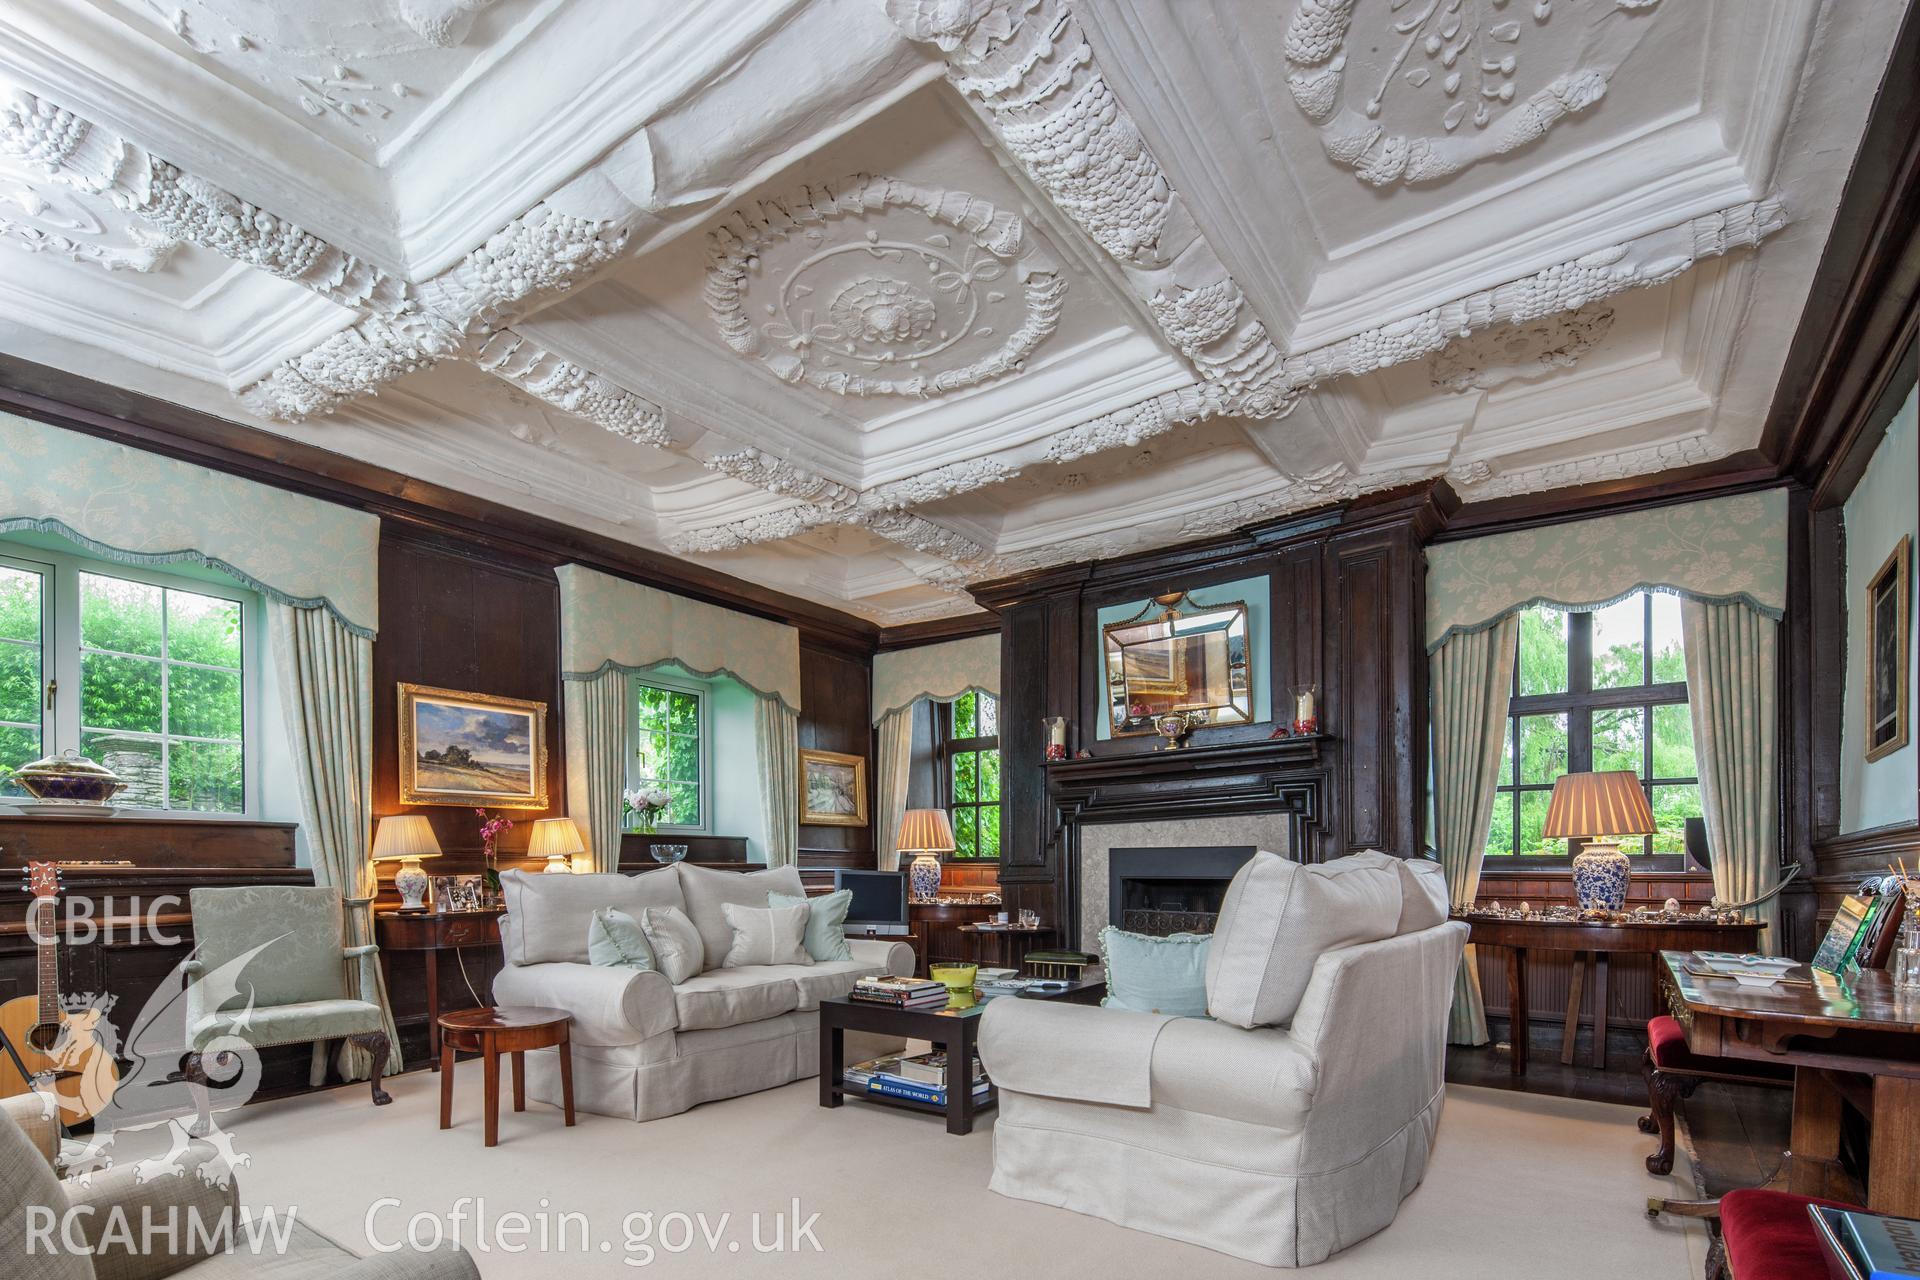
left=1716, top=1188, right=1859, bottom=1280
left=1638, top=1012, right=1792, bottom=1174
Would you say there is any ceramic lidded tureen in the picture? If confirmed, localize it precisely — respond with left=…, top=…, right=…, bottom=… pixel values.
left=11, top=750, right=128, bottom=804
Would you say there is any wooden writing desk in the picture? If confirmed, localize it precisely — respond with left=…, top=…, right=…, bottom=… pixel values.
left=1457, top=914, right=1764, bottom=1073
left=1661, top=951, right=1920, bottom=1216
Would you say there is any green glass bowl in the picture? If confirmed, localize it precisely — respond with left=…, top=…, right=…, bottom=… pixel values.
left=929, top=963, right=978, bottom=1007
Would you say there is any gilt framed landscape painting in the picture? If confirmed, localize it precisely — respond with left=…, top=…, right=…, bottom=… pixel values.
left=398, top=683, right=549, bottom=809
left=799, top=748, right=867, bottom=827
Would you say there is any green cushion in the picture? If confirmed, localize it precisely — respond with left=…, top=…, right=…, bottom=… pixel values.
left=587, top=907, right=656, bottom=971
left=190, top=998, right=383, bottom=1050
left=770, top=890, right=853, bottom=963
left=1099, top=926, right=1212, bottom=1017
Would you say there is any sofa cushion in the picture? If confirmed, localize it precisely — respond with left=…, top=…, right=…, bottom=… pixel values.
left=1395, top=858, right=1450, bottom=933
left=587, top=907, right=655, bottom=971
left=1205, top=849, right=1402, bottom=1029
left=1100, top=926, right=1212, bottom=1017
left=770, top=889, right=854, bottom=962
left=672, top=967, right=802, bottom=1031
left=640, top=906, right=705, bottom=984
left=678, top=862, right=806, bottom=971
left=500, top=867, right=685, bottom=966
left=721, top=902, right=812, bottom=968
left=777, top=958, right=885, bottom=1010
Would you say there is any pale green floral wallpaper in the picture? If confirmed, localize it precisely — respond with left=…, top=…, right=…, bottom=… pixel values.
left=1426, top=489, right=1787, bottom=650
left=556, top=563, right=803, bottom=711
left=871, top=633, right=1001, bottom=722
left=0, top=411, right=380, bottom=633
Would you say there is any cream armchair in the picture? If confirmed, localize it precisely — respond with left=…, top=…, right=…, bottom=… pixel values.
left=185, top=886, right=392, bottom=1110
left=0, top=1092, right=476, bottom=1279
left=978, top=850, right=1467, bottom=1268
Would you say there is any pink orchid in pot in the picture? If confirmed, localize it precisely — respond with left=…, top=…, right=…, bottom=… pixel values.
left=475, top=808, right=514, bottom=900
left=624, top=786, right=671, bottom=835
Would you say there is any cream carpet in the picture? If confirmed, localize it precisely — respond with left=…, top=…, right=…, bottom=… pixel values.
left=189, top=1072, right=1707, bottom=1278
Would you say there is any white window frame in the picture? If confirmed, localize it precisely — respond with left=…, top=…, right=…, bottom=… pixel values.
left=0, top=541, right=263, bottom=818
left=625, top=671, right=711, bottom=834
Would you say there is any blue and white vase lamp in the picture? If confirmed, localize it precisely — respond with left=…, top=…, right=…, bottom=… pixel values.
left=1544, top=770, right=1657, bottom=912
left=898, top=807, right=956, bottom=902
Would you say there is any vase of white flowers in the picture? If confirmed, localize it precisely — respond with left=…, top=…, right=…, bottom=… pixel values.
left=623, top=786, right=671, bottom=835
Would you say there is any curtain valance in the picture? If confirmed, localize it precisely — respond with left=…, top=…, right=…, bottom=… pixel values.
left=871, top=632, right=1001, bottom=723
left=556, top=563, right=803, bottom=711
left=1425, top=489, right=1787, bottom=652
left=0, top=412, right=380, bottom=634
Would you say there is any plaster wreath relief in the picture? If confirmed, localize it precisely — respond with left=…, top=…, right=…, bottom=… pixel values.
left=1284, top=0, right=1664, bottom=187
left=703, top=174, right=1067, bottom=398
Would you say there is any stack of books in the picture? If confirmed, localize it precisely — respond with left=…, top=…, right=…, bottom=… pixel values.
left=844, top=1052, right=993, bottom=1107
left=848, top=976, right=949, bottom=1009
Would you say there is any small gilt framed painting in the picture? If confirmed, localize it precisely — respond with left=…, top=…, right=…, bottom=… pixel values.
left=1865, top=535, right=1911, bottom=763
left=799, top=749, right=868, bottom=827
left=398, top=683, right=550, bottom=809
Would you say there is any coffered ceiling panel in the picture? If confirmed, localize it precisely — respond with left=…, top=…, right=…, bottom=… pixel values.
left=0, top=0, right=1904, bottom=624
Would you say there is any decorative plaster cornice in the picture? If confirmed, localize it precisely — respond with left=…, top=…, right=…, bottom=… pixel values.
left=2, top=90, right=406, bottom=313
left=1450, top=433, right=1729, bottom=501
left=1429, top=304, right=1615, bottom=393
left=471, top=329, right=669, bottom=448
left=887, top=0, right=1291, bottom=411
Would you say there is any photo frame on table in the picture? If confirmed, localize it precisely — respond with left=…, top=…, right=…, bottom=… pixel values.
left=799, top=749, right=868, bottom=827
left=1865, top=535, right=1910, bottom=763
left=398, top=683, right=549, bottom=809
left=429, top=874, right=485, bottom=914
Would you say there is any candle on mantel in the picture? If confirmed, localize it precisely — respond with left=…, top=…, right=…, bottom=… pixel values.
left=1294, top=689, right=1315, bottom=723
left=1044, top=716, right=1068, bottom=760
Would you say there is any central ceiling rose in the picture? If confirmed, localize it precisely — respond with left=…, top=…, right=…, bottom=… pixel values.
left=705, top=174, right=1066, bottom=398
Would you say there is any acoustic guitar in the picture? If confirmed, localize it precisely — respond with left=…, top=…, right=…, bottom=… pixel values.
left=0, top=861, right=121, bottom=1122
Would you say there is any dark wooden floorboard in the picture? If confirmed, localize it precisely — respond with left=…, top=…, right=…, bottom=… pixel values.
left=1445, top=1019, right=1792, bottom=1198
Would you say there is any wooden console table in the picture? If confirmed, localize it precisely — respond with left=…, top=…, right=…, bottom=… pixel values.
left=1456, top=914, right=1764, bottom=1073
left=1661, top=951, right=1920, bottom=1216
left=378, top=908, right=503, bottom=1071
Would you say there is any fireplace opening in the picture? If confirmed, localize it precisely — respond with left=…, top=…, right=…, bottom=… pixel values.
left=1108, top=845, right=1257, bottom=937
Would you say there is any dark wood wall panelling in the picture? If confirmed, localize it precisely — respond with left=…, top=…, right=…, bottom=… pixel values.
left=795, top=639, right=878, bottom=876
left=973, top=487, right=1445, bottom=944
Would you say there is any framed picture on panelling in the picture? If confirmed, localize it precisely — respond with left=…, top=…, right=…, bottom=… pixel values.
left=1865, top=535, right=1911, bottom=763
left=799, top=748, right=868, bottom=827
left=398, top=683, right=550, bottom=809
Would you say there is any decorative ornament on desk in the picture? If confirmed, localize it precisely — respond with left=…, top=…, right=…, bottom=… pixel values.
left=1545, top=771, right=1655, bottom=911
left=1043, top=716, right=1068, bottom=762
left=1155, top=712, right=1193, bottom=750
left=1291, top=685, right=1319, bottom=736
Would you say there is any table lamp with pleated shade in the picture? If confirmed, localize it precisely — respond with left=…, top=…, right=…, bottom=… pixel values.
left=898, top=808, right=955, bottom=904
left=1544, top=770, right=1656, bottom=911
left=372, top=814, right=442, bottom=913
left=529, top=816, right=585, bottom=874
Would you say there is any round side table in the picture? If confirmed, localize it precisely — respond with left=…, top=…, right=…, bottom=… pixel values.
left=437, top=1005, right=575, bottom=1147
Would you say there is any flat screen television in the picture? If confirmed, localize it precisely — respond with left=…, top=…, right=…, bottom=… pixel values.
left=835, top=869, right=909, bottom=935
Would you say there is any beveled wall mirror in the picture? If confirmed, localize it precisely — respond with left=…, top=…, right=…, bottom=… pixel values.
left=1103, top=593, right=1253, bottom=737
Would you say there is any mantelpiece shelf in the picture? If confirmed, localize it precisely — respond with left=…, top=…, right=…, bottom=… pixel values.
left=1044, top=734, right=1329, bottom=782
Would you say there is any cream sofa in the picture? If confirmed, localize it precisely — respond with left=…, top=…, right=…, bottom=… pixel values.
left=979, top=851, right=1467, bottom=1268
left=492, top=863, right=914, bottom=1122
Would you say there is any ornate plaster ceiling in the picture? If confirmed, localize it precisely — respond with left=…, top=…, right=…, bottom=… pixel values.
left=0, top=0, right=1903, bottom=623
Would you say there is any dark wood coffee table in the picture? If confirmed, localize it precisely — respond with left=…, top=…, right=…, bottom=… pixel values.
left=818, top=996, right=992, bottom=1135
left=438, top=1005, right=575, bottom=1147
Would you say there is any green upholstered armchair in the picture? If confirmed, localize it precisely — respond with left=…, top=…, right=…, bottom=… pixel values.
left=185, top=886, right=392, bottom=1111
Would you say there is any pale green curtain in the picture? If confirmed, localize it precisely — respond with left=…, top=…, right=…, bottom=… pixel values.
left=1682, top=600, right=1782, bottom=952
left=564, top=670, right=627, bottom=873
left=875, top=706, right=915, bottom=872
left=756, top=695, right=800, bottom=869
left=1430, top=615, right=1519, bottom=1046
left=267, top=602, right=400, bottom=1079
